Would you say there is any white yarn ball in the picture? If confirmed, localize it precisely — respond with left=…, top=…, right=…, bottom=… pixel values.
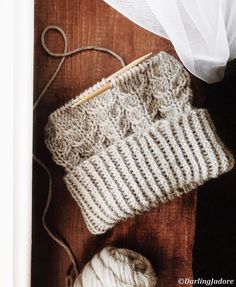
left=74, top=247, right=157, bottom=287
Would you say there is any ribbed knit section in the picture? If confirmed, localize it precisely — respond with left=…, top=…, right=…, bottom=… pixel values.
left=45, top=52, right=234, bottom=234
left=65, top=109, right=234, bottom=234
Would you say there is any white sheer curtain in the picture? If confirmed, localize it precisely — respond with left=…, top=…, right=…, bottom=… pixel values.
left=104, top=0, right=236, bottom=83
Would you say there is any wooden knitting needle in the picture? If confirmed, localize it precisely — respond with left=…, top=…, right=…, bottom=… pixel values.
left=72, top=52, right=152, bottom=107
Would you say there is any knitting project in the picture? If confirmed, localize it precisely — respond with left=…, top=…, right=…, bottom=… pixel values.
left=45, top=52, right=234, bottom=234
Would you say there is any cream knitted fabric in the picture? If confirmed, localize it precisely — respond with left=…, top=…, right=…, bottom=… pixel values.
left=45, top=52, right=234, bottom=234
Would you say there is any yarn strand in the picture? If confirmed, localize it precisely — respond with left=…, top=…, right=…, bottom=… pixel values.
left=33, top=25, right=125, bottom=286
left=33, top=25, right=125, bottom=110
left=33, top=155, right=79, bottom=279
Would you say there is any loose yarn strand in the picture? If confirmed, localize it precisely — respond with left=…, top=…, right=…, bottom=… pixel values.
left=33, top=155, right=79, bottom=279
left=33, top=25, right=125, bottom=110
left=33, top=25, right=125, bottom=286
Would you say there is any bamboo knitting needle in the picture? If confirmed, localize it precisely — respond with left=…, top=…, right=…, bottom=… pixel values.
left=72, top=52, right=152, bottom=107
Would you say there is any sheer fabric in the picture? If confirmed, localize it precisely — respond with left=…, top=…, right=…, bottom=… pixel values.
left=104, top=0, right=236, bottom=83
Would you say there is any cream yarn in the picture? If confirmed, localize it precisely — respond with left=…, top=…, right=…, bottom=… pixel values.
left=73, top=247, right=157, bottom=287
left=45, top=51, right=235, bottom=234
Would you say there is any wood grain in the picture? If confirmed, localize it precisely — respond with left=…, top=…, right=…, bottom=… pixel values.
left=32, top=1, right=202, bottom=286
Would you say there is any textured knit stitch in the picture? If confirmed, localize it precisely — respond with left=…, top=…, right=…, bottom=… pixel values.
left=45, top=52, right=234, bottom=234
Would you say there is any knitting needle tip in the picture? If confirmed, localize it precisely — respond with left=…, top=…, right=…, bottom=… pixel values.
left=72, top=51, right=153, bottom=108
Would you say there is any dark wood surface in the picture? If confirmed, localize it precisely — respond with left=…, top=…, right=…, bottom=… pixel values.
left=32, top=1, right=236, bottom=287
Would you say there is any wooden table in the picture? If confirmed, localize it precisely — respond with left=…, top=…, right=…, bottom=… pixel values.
left=32, top=1, right=236, bottom=286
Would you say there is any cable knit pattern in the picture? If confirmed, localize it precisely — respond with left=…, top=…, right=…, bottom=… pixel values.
left=45, top=52, right=234, bottom=234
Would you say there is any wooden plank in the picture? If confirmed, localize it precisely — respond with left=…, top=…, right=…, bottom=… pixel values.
left=32, top=0, right=200, bottom=286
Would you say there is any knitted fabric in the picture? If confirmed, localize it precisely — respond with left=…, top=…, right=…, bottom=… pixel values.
left=45, top=52, right=234, bottom=234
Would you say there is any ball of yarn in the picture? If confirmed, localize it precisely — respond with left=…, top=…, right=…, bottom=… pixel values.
left=73, top=247, right=157, bottom=287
